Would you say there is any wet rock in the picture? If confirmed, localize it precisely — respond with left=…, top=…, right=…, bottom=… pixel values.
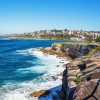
left=52, top=95, right=58, bottom=100
left=56, top=90, right=62, bottom=96
left=56, top=65, right=59, bottom=67
left=30, top=90, right=51, bottom=97
left=51, top=76, right=58, bottom=80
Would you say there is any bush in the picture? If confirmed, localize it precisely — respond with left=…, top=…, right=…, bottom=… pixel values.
left=75, top=77, right=82, bottom=84
left=95, top=36, right=100, bottom=42
left=84, top=34, right=93, bottom=42
left=88, top=46, right=100, bottom=56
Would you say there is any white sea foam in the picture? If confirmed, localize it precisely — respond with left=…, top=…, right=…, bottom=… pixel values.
left=0, top=48, right=69, bottom=100
left=4, top=93, right=28, bottom=100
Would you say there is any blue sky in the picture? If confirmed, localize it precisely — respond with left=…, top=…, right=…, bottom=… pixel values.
left=0, top=0, right=100, bottom=34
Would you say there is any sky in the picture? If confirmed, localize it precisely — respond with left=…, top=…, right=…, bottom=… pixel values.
left=0, top=0, right=100, bottom=34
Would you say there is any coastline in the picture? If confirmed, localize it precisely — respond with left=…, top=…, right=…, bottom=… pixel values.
left=0, top=48, right=69, bottom=100
left=0, top=39, right=99, bottom=100
left=31, top=42, right=100, bottom=100
left=29, top=48, right=69, bottom=100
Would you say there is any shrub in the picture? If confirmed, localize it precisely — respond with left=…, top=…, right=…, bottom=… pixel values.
left=84, top=34, right=93, bottom=42
left=95, top=36, right=100, bottom=42
left=75, top=77, right=82, bottom=84
left=88, top=46, right=100, bottom=56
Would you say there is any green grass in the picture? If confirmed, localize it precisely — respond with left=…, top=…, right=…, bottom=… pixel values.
left=88, top=46, right=100, bottom=56
left=75, top=77, right=82, bottom=84
left=55, top=42, right=90, bottom=46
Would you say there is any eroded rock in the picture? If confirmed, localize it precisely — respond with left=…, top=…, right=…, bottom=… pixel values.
left=73, top=80, right=100, bottom=100
left=30, top=90, right=51, bottom=97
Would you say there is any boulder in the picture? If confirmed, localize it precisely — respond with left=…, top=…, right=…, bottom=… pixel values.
left=68, top=69, right=80, bottom=76
left=68, top=76, right=77, bottom=82
left=68, top=81, right=77, bottom=88
left=84, top=69, right=100, bottom=80
left=79, top=45, right=93, bottom=55
left=77, top=62, right=86, bottom=70
left=30, top=90, right=51, bottom=97
left=90, top=70, right=100, bottom=79
left=52, top=43, right=62, bottom=52
left=67, top=47, right=80, bottom=59
left=73, top=80, right=100, bottom=100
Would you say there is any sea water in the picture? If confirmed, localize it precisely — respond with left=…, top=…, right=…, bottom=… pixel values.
left=0, top=39, right=68, bottom=100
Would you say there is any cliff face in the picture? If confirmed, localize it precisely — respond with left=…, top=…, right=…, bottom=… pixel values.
left=30, top=42, right=100, bottom=100
left=52, top=42, right=100, bottom=100
left=52, top=43, right=98, bottom=59
left=61, top=56, right=100, bottom=100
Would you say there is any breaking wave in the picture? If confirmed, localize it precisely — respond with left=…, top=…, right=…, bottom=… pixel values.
left=0, top=48, right=68, bottom=100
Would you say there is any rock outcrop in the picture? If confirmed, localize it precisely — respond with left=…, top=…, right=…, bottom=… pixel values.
left=52, top=43, right=62, bottom=52
left=30, top=42, right=100, bottom=100
left=30, top=90, right=51, bottom=97
left=73, top=79, right=100, bottom=100
left=61, top=55, right=100, bottom=100
left=52, top=43, right=98, bottom=59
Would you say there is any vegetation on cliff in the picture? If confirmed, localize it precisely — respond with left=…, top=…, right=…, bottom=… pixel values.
left=40, top=34, right=76, bottom=40
left=95, top=36, right=100, bottom=42
left=84, top=34, right=93, bottom=42
left=88, top=46, right=100, bottom=56
left=58, top=42, right=90, bottom=45
left=30, top=42, right=100, bottom=100
left=74, top=77, right=82, bottom=84
left=52, top=42, right=100, bottom=59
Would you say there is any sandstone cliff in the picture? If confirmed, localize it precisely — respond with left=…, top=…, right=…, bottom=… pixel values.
left=52, top=42, right=100, bottom=100
left=52, top=42, right=99, bottom=59
left=30, top=42, right=100, bottom=100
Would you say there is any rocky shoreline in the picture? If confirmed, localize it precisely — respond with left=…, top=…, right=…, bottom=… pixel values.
left=30, top=42, right=100, bottom=100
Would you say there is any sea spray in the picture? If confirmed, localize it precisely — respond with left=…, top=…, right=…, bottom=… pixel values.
left=0, top=48, right=68, bottom=100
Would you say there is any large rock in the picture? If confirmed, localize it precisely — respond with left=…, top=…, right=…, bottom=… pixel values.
left=52, top=43, right=62, bottom=52
left=85, top=69, right=100, bottom=81
left=77, top=68, right=100, bottom=82
left=52, top=43, right=98, bottom=59
left=67, top=47, right=80, bottom=59
left=61, top=67, right=68, bottom=100
left=73, top=80, right=100, bottom=100
left=90, top=70, right=100, bottom=79
left=61, top=44, right=97, bottom=59
left=68, top=81, right=77, bottom=88
left=77, top=61, right=86, bottom=70
left=68, top=69, right=80, bottom=76
left=30, top=90, right=51, bottom=97
left=79, top=45, right=93, bottom=55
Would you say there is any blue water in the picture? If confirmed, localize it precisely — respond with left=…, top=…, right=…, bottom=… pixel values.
left=0, top=39, right=67, bottom=86
left=0, top=39, right=70, bottom=100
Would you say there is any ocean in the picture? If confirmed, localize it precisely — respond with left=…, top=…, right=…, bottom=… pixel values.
left=0, top=39, right=68, bottom=100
